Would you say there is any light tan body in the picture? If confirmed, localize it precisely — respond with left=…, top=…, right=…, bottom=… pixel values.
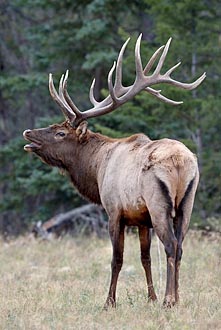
left=98, top=134, right=198, bottom=224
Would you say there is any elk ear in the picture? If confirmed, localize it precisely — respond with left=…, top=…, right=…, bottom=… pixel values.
left=76, top=121, right=88, bottom=143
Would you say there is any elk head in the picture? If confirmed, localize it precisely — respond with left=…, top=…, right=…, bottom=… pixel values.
left=23, top=120, right=88, bottom=168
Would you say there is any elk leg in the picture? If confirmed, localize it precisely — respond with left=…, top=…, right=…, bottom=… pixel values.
left=150, top=214, right=177, bottom=307
left=146, top=182, right=178, bottom=307
left=163, top=236, right=177, bottom=307
left=174, top=216, right=191, bottom=303
left=175, top=247, right=182, bottom=303
left=138, top=226, right=157, bottom=301
left=173, top=215, right=183, bottom=304
left=104, top=219, right=125, bottom=310
left=174, top=176, right=198, bottom=303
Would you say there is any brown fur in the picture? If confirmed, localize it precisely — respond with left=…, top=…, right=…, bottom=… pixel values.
left=23, top=120, right=199, bottom=308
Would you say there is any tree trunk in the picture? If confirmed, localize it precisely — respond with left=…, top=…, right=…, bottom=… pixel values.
left=32, top=204, right=107, bottom=239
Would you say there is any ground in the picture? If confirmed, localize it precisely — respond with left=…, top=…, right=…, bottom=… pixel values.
left=0, top=230, right=220, bottom=330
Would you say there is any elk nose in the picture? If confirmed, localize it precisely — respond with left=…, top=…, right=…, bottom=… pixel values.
left=23, top=129, right=31, bottom=138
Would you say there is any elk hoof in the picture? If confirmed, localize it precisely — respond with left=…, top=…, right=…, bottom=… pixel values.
left=148, top=293, right=157, bottom=302
left=103, top=297, right=116, bottom=310
left=163, top=296, right=176, bottom=308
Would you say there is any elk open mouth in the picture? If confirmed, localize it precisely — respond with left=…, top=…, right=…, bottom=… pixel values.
left=24, top=142, right=41, bottom=152
left=23, top=130, right=42, bottom=152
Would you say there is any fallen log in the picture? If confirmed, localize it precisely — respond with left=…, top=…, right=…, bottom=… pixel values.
left=32, top=204, right=107, bottom=239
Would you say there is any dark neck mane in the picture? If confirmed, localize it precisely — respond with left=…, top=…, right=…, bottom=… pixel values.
left=66, top=131, right=113, bottom=204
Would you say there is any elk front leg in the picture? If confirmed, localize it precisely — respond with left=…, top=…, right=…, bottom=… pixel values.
left=138, top=226, right=157, bottom=301
left=104, top=219, right=125, bottom=310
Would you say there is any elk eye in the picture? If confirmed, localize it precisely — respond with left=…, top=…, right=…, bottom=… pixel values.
left=56, top=132, right=66, bottom=137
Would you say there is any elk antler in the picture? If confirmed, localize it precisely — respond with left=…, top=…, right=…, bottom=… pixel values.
left=49, top=34, right=206, bottom=127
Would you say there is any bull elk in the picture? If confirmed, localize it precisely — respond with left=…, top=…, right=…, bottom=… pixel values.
left=23, top=35, right=206, bottom=308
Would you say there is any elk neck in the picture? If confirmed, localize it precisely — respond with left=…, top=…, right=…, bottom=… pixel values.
left=64, top=130, right=115, bottom=205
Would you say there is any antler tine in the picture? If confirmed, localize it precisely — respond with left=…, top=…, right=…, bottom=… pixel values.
left=154, top=37, right=172, bottom=75
left=163, top=71, right=207, bottom=90
left=189, top=72, right=206, bottom=89
left=62, top=70, right=82, bottom=117
left=49, top=73, right=76, bottom=121
left=58, top=74, right=76, bottom=115
left=145, top=87, right=183, bottom=105
left=135, top=33, right=144, bottom=80
left=143, top=45, right=165, bottom=75
left=114, top=37, right=130, bottom=93
left=89, top=78, right=99, bottom=106
left=164, top=61, right=181, bottom=77
left=108, top=61, right=118, bottom=103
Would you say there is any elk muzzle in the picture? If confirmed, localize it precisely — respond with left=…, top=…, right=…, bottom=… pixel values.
left=23, top=129, right=42, bottom=152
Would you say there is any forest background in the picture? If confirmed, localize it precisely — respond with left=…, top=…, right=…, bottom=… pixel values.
left=0, top=0, right=220, bottom=236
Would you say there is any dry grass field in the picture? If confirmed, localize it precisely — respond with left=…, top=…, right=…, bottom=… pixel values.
left=0, top=231, right=220, bottom=330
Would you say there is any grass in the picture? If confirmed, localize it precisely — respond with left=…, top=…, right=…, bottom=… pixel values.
left=0, top=231, right=220, bottom=330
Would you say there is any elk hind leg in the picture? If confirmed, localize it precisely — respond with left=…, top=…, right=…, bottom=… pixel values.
left=174, top=177, right=198, bottom=303
left=147, top=179, right=177, bottom=307
left=138, top=225, right=157, bottom=301
left=152, top=220, right=177, bottom=307
left=163, top=232, right=177, bottom=307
